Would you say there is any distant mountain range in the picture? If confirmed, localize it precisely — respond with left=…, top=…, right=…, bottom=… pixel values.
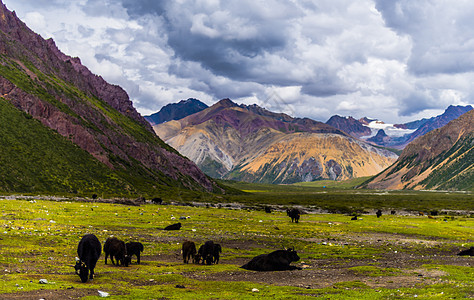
left=144, top=98, right=208, bottom=126
left=0, top=1, right=223, bottom=196
left=326, top=105, right=473, bottom=149
left=153, top=99, right=398, bottom=184
left=363, top=109, right=473, bottom=191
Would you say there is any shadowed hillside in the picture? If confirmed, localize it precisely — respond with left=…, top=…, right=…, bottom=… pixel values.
left=0, top=1, right=224, bottom=196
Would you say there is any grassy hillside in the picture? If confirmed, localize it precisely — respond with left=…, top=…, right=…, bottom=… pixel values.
left=0, top=198, right=472, bottom=299
left=0, top=97, right=127, bottom=195
left=421, top=134, right=473, bottom=191
left=0, top=97, right=214, bottom=199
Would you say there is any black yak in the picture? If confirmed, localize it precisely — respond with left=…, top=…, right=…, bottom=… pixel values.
left=457, top=247, right=474, bottom=256
left=376, top=209, right=382, bottom=218
left=241, top=248, right=300, bottom=271
left=198, top=241, right=215, bottom=265
left=182, top=241, right=197, bottom=264
left=213, top=243, right=222, bottom=264
left=151, top=197, right=163, bottom=204
left=104, top=237, right=129, bottom=267
left=125, top=242, right=144, bottom=264
left=75, top=234, right=101, bottom=283
left=164, top=223, right=182, bottom=230
left=286, top=208, right=300, bottom=223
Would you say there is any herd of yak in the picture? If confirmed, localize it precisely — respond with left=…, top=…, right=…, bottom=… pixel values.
left=73, top=207, right=473, bottom=283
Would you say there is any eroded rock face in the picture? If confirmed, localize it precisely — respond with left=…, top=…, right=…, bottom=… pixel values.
left=155, top=99, right=399, bottom=184
left=0, top=1, right=218, bottom=192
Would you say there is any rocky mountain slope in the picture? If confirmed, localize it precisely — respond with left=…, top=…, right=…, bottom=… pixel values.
left=402, top=105, right=472, bottom=145
left=0, top=2, right=222, bottom=195
left=144, top=98, right=208, bottom=126
left=326, top=115, right=372, bottom=138
left=364, top=109, right=473, bottom=191
left=153, top=99, right=398, bottom=183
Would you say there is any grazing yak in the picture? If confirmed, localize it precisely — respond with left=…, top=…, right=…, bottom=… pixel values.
left=164, top=223, right=182, bottom=230
left=457, top=247, right=474, bottom=256
left=351, top=215, right=358, bottom=220
left=241, top=248, right=300, bottom=271
left=104, top=237, right=129, bottom=267
left=75, top=234, right=101, bottom=283
left=197, top=241, right=215, bottom=265
left=182, top=241, right=197, bottom=264
left=286, top=208, right=300, bottom=223
left=213, top=243, right=222, bottom=264
left=126, top=242, right=144, bottom=264
left=376, top=209, right=382, bottom=218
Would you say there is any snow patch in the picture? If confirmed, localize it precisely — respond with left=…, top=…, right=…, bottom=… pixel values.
left=360, top=121, right=415, bottom=139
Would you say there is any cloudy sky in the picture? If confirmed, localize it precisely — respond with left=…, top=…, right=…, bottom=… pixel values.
left=3, top=0, right=474, bottom=123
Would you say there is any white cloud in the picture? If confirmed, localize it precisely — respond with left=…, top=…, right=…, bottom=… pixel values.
left=3, top=0, right=473, bottom=123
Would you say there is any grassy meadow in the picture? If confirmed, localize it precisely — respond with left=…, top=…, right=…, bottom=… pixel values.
left=0, top=193, right=472, bottom=299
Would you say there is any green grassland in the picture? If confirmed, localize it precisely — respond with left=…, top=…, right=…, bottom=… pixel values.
left=219, top=180, right=474, bottom=214
left=0, top=198, right=472, bottom=299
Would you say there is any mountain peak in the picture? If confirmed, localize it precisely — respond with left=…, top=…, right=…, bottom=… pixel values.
left=444, top=104, right=473, bottom=115
left=145, top=98, right=208, bottom=125
left=215, top=98, right=237, bottom=108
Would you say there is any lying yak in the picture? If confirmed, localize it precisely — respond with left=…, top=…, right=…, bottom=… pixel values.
left=457, top=246, right=474, bottom=256
left=104, top=237, right=129, bottom=267
left=241, top=248, right=300, bottom=271
left=182, top=241, right=197, bottom=264
left=126, top=241, right=144, bottom=264
left=286, top=208, right=300, bottom=223
left=164, top=223, right=182, bottom=230
left=75, top=234, right=101, bottom=282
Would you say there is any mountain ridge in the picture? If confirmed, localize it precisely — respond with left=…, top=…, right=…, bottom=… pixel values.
left=325, top=105, right=472, bottom=149
left=154, top=99, right=398, bottom=183
left=364, top=109, right=473, bottom=191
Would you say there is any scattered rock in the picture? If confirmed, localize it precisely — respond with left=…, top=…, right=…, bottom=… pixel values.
left=98, top=290, right=109, bottom=297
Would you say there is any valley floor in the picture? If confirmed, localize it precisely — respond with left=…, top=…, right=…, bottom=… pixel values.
left=0, top=197, right=472, bottom=299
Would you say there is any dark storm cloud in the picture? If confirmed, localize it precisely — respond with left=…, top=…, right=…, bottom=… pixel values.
left=301, top=75, right=354, bottom=97
left=162, top=1, right=298, bottom=83
left=120, top=0, right=167, bottom=17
